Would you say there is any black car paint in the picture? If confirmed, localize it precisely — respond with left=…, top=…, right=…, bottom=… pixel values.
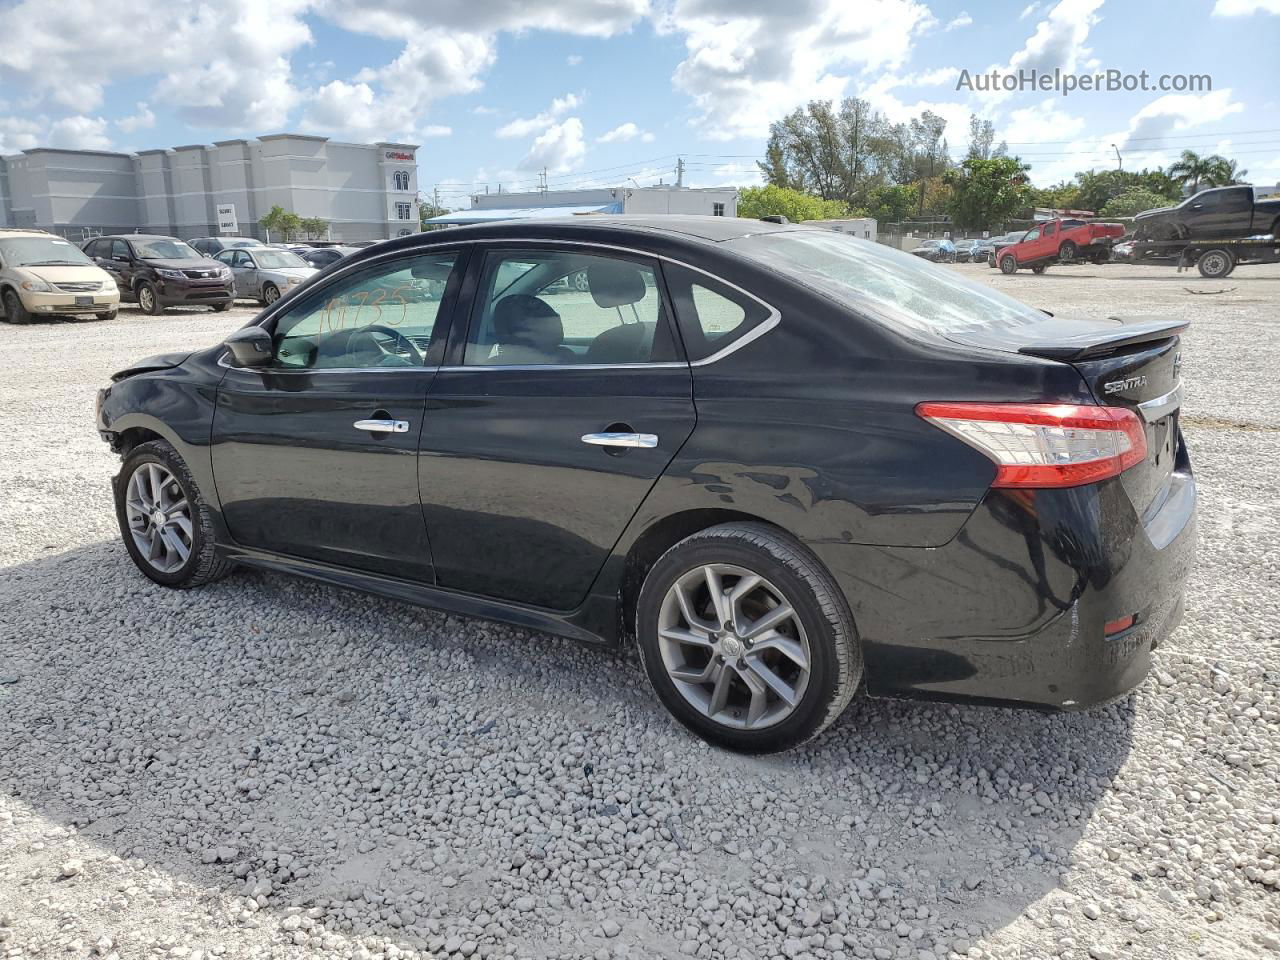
left=86, top=235, right=233, bottom=308
left=97, top=217, right=1196, bottom=712
left=1134, top=185, right=1280, bottom=241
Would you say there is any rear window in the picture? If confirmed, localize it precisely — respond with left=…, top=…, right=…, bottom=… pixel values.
left=728, top=230, right=1045, bottom=335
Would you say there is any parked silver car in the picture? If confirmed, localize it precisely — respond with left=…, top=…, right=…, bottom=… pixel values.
left=191, top=236, right=266, bottom=257
left=214, top=248, right=317, bottom=305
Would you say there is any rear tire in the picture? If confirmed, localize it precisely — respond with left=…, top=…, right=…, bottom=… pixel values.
left=137, top=282, right=164, bottom=315
left=1196, top=248, right=1235, bottom=279
left=95, top=308, right=118, bottom=322
left=1031, top=264, right=1047, bottom=274
left=635, top=522, right=862, bottom=754
left=115, top=439, right=233, bottom=588
left=1000, top=255, right=1018, bottom=274
left=2, top=289, right=32, bottom=324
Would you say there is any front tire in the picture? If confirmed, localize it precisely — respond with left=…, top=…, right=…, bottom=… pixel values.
left=212, top=301, right=232, bottom=312
left=115, top=440, right=233, bottom=588
left=2, top=289, right=32, bottom=324
left=95, top=308, right=118, bottom=322
left=1031, top=264, right=1047, bottom=274
left=1059, top=240, right=1078, bottom=262
left=262, top=284, right=280, bottom=305
left=636, top=523, right=861, bottom=754
left=137, top=282, right=164, bottom=315
left=1000, top=255, right=1018, bottom=274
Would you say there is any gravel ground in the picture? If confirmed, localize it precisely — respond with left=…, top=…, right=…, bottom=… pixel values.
left=2, top=264, right=1278, bottom=960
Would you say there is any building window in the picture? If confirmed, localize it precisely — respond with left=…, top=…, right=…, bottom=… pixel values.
left=396, top=202, right=413, bottom=220
left=393, top=170, right=410, bottom=191
left=712, top=202, right=725, bottom=217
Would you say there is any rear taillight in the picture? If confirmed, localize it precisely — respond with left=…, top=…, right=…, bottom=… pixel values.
left=915, top=402, right=1147, bottom=488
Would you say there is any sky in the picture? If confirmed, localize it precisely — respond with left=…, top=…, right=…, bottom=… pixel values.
left=1, top=0, right=1278, bottom=208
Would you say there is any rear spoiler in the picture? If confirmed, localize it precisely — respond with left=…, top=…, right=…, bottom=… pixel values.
left=1017, top=319, right=1189, bottom=361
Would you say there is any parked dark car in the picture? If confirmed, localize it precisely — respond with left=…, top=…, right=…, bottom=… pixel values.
left=295, top=245, right=359, bottom=269
left=83, top=235, right=234, bottom=314
left=1133, top=185, right=1280, bottom=241
left=909, top=238, right=956, bottom=262
left=95, top=217, right=1195, bottom=753
left=191, top=236, right=266, bottom=257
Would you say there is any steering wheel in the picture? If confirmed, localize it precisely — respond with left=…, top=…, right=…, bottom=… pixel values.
left=353, top=324, right=423, bottom=364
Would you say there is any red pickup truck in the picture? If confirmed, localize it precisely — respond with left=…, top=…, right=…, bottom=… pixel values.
left=996, top=218, right=1125, bottom=274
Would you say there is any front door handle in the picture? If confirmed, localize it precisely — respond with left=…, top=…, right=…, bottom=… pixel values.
left=354, top=418, right=409, bottom=433
left=581, top=432, right=658, bottom=448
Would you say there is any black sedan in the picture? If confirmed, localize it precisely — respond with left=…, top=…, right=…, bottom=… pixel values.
left=95, top=216, right=1195, bottom=753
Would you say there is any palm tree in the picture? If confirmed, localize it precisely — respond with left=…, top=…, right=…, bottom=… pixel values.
left=1166, top=150, right=1217, bottom=195
left=1209, top=157, right=1249, bottom=186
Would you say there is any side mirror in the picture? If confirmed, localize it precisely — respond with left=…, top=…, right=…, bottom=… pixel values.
left=224, top=326, right=273, bottom=367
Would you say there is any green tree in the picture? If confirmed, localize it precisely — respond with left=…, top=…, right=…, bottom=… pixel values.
left=737, top=185, right=851, bottom=222
left=1099, top=189, right=1172, bottom=218
left=865, top=183, right=918, bottom=223
left=1208, top=156, right=1249, bottom=186
left=259, top=205, right=303, bottom=241
left=1074, top=169, right=1180, bottom=213
left=419, top=200, right=449, bottom=231
left=1166, top=150, right=1219, bottom=195
left=299, top=216, right=328, bottom=240
left=1029, top=182, right=1082, bottom=210
left=944, top=155, right=1033, bottom=231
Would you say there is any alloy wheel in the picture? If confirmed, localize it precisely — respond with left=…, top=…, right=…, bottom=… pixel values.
left=264, top=284, right=280, bottom=304
left=138, top=285, right=155, bottom=312
left=656, top=563, right=811, bottom=730
left=123, top=462, right=193, bottom=573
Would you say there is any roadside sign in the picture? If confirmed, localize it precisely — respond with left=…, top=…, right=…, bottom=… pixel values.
left=216, top=203, right=239, bottom=235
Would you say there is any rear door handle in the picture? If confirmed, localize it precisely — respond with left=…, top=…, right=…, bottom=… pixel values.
left=354, top=418, right=409, bottom=433
left=581, top=432, right=658, bottom=448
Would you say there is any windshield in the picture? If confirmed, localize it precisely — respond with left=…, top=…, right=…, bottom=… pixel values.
left=252, top=250, right=308, bottom=269
left=729, top=230, right=1045, bottom=335
left=133, top=238, right=199, bottom=259
left=0, top=236, right=93, bottom=267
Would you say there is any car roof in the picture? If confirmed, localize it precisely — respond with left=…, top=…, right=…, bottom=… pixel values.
left=414, top=215, right=799, bottom=245
left=96, top=234, right=179, bottom=241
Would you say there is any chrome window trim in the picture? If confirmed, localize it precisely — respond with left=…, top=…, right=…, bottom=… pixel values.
left=1138, top=382, right=1183, bottom=423
left=218, top=236, right=781, bottom=374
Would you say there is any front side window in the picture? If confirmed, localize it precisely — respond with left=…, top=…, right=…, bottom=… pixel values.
left=1023, top=227, right=1042, bottom=242
left=111, top=240, right=131, bottom=260
left=269, top=252, right=459, bottom=370
left=463, top=248, right=676, bottom=366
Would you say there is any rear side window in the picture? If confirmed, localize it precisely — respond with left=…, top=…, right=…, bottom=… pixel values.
left=662, top=264, right=772, bottom=362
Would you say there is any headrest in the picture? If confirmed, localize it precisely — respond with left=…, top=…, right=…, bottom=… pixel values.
left=493, top=295, right=563, bottom=352
left=587, top=262, right=647, bottom=308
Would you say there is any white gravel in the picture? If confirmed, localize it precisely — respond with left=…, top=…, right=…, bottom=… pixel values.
left=2, top=265, right=1278, bottom=960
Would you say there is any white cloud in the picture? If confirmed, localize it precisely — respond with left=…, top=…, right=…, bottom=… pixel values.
left=1212, top=0, right=1280, bottom=13
left=0, top=116, right=42, bottom=154
left=421, top=124, right=453, bottom=137
left=597, top=122, right=654, bottom=143
left=1007, top=0, right=1105, bottom=75
left=47, top=115, right=112, bottom=150
left=117, top=103, right=156, bottom=134
left=302, top=33, right=495, bottom=141
left=567, top=54, right=583, bottom=66
left=495, top=93, right=582, bottom=138
left=655, top=0, right=936, bottom=140
left=945, top=12, right=973, bottom=30
left=0, top=0, right=314, bottom=131
left=1019, top=2, right=1042, bottom=19
left=519, top=117, right=585, bottom=173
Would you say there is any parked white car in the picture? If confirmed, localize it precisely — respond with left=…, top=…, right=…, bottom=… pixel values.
left=214, top=247, right=317, bottom=305
left=0, top=229, right=120, bottom=323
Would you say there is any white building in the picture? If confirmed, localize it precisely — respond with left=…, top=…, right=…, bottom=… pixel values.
left=0, top=134, right=422, bottom=242
left=802, top=217, right=878, bottom=241
left=425, top=184, right=738, bottom=225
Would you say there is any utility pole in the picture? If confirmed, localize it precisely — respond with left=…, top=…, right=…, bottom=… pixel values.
left=1111, top=143, right=1122, bottom=171
left=540, top=167, right=547, bottom=196
left=432, top=186, right=440, bottom=210
left=675, top=156, right=684, bottom=188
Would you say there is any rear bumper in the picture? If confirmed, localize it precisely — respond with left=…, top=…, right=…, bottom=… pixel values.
left=810, top=444, right=1196, bottom=711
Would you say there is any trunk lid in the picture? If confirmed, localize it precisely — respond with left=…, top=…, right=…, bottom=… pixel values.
left=946, top=315, right=1186, bottom=516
